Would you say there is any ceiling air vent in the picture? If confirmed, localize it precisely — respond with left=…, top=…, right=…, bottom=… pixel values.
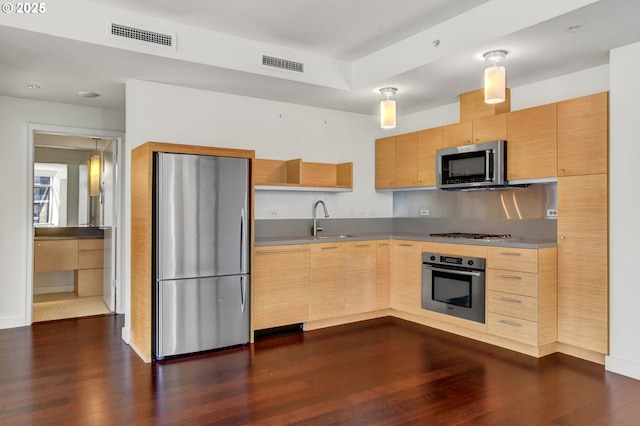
left=109, top=21, right=175, bottom=50
left=261, top=54, right=305, bottom=73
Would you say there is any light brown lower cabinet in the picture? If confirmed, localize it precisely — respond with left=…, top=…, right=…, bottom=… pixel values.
left=34, top=239, right=79, bottom=272
left=389, top=240, right=422, bottom=315
left=75, top=239, right=104, bottom=297
left=253, top=245, right=310, bottom=330
left=345, top=242, right=377, bottom=315
left=376, top=241, right=390, bottom=309
left=486, top=247, right=557, bottom=347
left=310, top=243, right=347, bottom=320
left=557, top=174, right=608, bottom=355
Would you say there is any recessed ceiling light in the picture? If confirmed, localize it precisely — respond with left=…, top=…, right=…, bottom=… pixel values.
left=26, top=84, right=40, bottom=89
left=77, top=91, right=100, bottom=98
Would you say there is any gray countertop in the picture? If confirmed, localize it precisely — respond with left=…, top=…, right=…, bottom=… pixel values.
left=255, top=233, right=556, bottom=249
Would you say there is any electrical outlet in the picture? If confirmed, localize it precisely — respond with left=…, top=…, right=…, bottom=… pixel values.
left=268, top=210, right=278, bottom=217
left=546, top=209, right=558, bottom=218
left=420, top=209, right=430, bottom=216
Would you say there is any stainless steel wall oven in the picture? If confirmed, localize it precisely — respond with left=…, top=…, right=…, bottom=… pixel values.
left=421, top=251, right=486, bottom=323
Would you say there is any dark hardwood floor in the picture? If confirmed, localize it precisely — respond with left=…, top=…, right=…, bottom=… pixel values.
left=1, top=315, right=639, bottom=425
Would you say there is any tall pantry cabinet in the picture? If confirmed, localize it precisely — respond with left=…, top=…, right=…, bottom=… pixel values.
left=557, top=92, right=609, bottom=357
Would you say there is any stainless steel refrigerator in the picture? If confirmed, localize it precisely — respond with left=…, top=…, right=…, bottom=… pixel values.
left=153, top=152, right=250, bottom=359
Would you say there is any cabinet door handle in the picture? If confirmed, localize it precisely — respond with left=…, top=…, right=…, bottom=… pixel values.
left=499, top=319, right=522, bottom=327
left=256, top=248, right=310, bottom=254
left=498, top=274, right=522, bottom=280
left=399, top=243, right=413, bottom=247
left=499, top=252, right=521, bottom=256
left=378, top=243, right=389, bottom=247
left=498, top=297, right=522, bottom=304
left=321, top=246, right=338, bottom=250
left=355, top=244, right=370, bottom=248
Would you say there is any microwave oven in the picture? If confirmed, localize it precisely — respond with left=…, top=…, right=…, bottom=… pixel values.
left=436, top=140, right=506, bottom=189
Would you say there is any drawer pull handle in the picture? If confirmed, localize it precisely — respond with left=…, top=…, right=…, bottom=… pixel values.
left=399, top=243, right=413, bottom=247
left=499, top=319, right=522, bottom=327
left=378, top=243, right=389, bottom=246
left=499, top=252, right=521, bottom=256
left=257, top=248, right=310, bottom=254
left=499, top=297, right=522, bottom=304
left=321, top=246, right=338, bottom=250
left=499, top=274, right=522, bottom=280
left=355, top=244, right=370, bottom=248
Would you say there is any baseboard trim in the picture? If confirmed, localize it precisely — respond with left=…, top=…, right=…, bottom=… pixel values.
left=305, top=310, right=390, bottom=331
left=605, top=355, right=640, bottom=380
left=0, top=315, right=27, bottom=329
left=33, top=285, right=74, bottom=295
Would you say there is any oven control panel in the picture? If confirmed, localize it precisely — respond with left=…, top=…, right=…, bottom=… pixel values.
left=422, top=252, right=485, bottom=271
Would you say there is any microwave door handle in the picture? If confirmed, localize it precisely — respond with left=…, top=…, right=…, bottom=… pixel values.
left=424, top=265, right=482, bottom=277
left=485, top=150, right=491, bottom=181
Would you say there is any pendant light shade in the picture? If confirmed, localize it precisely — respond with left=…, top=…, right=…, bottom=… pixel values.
left=89, top=138, right=100, bottom=197
left=379, top=87, right=397, bottom=129
left=89, top=154, right=100, bottom=196
left=483, top=50, right=507, bottom=104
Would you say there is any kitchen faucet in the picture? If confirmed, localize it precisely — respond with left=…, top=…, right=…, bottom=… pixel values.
left=312, top=200, right=329, bottom=236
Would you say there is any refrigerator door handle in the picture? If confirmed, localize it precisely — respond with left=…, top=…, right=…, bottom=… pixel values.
left=240, top=207, right=247, bottom=273
left=240, top=275, right=247, bottom=313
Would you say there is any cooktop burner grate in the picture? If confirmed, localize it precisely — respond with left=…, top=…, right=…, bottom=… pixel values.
left=429, top=232, right=512, bottom=240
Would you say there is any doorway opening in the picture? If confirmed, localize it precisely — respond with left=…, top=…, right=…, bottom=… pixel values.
left=27, top=125, right=124, bottom=324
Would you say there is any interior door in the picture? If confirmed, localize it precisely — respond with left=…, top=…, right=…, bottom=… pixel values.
left=102, top=139, right=118, bottom=311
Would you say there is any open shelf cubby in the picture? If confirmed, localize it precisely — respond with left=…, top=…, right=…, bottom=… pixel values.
left=254, top=158, right=353, bottom=191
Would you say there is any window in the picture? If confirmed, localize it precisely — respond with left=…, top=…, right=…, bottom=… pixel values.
left=33, top=163, right=67, bottom=227
left=33, top=173, right=53, bottom=225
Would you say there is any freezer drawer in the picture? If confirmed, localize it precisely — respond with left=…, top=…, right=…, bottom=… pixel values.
left=155, top=275, right=250, bottom=359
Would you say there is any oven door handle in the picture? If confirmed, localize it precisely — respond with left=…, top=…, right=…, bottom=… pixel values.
left=424, top=265, right=482, bottom=277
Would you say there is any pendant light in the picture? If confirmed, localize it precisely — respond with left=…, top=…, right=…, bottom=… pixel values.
left=379, top=87, right=397, bottom=129
left=483, top=50, right=507, bottom=104
left=89, top=138, right=100, bottom=197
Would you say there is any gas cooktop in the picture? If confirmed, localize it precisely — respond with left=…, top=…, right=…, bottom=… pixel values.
left=428, top=232, right=512, bottom=240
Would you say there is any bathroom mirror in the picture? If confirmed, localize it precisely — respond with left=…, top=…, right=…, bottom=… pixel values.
left=33, top=134, right=110, bottom=228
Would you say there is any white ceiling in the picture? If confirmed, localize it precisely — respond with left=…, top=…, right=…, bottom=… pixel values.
left=1, top=0, right=639, bottom=116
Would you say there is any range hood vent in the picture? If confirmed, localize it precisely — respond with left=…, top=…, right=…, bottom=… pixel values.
left=109, top=21, right=175, bottom=49
left=261, top=54, right=305, bottom=73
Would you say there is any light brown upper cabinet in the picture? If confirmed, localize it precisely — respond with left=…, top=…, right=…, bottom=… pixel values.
left=506, top=103, right=558, bottom=181
left=557, top=92, right=609, bottom=176
left=394, top=132, right=418, bottom=187
left=442, top=121, right=472, bottom=148
left=375, top=136, right=396, bottom=189
left=442, top=115, right=506, bottom=148
left=417, top=127, right=443, bottom=186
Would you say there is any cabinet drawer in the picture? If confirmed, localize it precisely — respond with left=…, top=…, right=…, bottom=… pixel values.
left=488, top=312, right=538, bottom=345
left=75, top=268, right=103, bottom=297
left=34, top=240, right=79, bottom=272
left=488, top=290, right=538, bottom=322
left=78, top=250, right=104, bottom=269
left=79, top=239, right=103, bottom=251
left=488, top=247, right=538, bottom=273
left=487, top=268, right=538, bottom=297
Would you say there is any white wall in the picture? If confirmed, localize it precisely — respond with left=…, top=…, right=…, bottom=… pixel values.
left=605, top=41, right=640, bottom=380
left=0, top=95, right=124, bottom=329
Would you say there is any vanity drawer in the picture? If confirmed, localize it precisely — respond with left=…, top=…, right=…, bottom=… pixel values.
left=34, top=240, right=79, bottom=272
left=488, top=312, right=538, bottom=345
left=78, top=250, right=104, bottom=269
left=488, top=247, right=538, bottom=273
left=79, top=239, right=103, bottom=251
left=488, top=290, right=538, bottom=322
left=487, top=268, right=538, bottom=297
